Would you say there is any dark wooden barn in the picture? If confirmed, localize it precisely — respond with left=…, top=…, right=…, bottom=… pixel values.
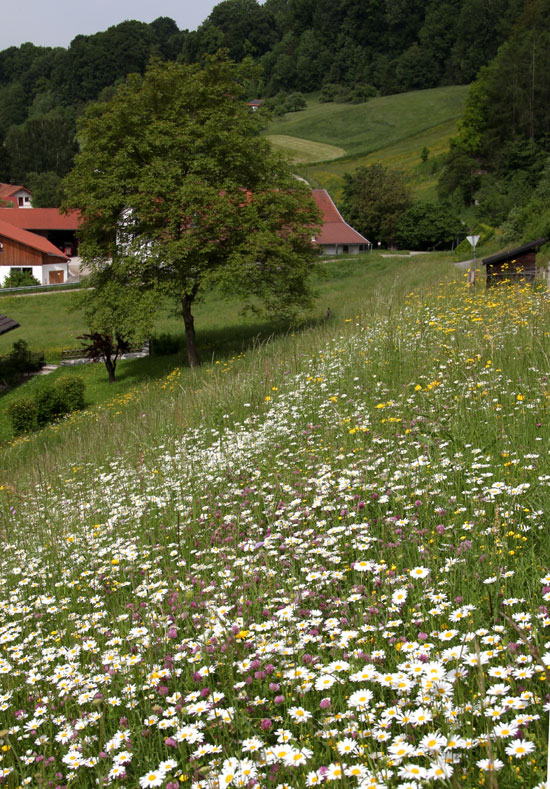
left=482, top=238, right=546, bottom=287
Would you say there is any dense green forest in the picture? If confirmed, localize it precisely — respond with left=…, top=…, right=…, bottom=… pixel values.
left=438, top=0, right=550, bottom=241
left=0, top=0, right=549, bottom=244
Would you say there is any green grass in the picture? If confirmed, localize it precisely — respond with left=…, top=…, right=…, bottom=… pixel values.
left=2, top=260, right=550, bottom=788
left=0, top=250, right=461, bottom=459
left=265, top=135, right=346, bottom=163
left=266, top=85, right=468, bottom=201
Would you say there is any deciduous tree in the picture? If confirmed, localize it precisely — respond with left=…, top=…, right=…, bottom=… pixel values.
left=73, top=270, right=158, bottom=384
left=63, top=56, right=320, bottom=368
left=395, top=201, right=463, bottom=250
left=342, top=163, right=411, bottom=247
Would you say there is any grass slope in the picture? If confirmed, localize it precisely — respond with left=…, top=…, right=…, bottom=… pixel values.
left=0, top=252, right=460, bottom=448
left=2, top=262, right=550, bottom=788
left=266, top=85, right=468, bottom=201
left=266, top=135, right=345, bottom=164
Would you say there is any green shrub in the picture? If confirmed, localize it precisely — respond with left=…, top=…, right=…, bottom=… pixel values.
left=8, top=375, right=86, bottom=436
left=320, top=83, right=346, bottom=103
left=0, top=340, right=44, bottom=386
left=453, top=238, right=473, bottom=258
left=349, top=84, right=377, bottom=104
left=2, top=269, right=41, bottom=288
left=55, top=376, right=85, bottom=411
left=9, top=340, right=43, bottom=374
left=35, top=385, right=65, bottom=427
left=7, top=398, right=38, bottom=434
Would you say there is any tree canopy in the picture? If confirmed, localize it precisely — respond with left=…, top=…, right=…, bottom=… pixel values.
left=0, top=0, right=528, bottom=195
left=435, top=0, right=550, bottom=234
left=342, top=164, right=411, bottom=247
left=63, top=56, right=320, bottom=368
left=395, top=202, right=463, bottom=250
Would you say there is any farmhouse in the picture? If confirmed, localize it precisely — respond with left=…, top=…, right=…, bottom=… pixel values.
left=482, top=238, right=546, bottom=287
left=0, top=182, right=32, bottom=208
left=0, top=218, right=69, bottom=286
left=311, top=189, right=371, bottom=255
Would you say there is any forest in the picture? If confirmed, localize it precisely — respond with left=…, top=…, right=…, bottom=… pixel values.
left=0, top=0, right=549, bottom=241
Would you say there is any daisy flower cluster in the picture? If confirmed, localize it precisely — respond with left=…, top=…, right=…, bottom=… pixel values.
left=1, top=279, right=550, bottom=788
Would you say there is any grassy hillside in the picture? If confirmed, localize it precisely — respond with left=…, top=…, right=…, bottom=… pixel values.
left=266, top=86, right=468, bottom=201
left=2, top=258, right=550, bottom=788
left=0, top=251, right=462, bottom=447
left=0, top=252, right=445, bottom=361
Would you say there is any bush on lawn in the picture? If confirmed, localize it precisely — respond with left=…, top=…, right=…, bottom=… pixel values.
left=0, top=340, right=44, bottom=386
left=7, top=397, right=38, bottom=434
left=2, top=269, right=41, bottom=288
left=8, top=375, right=86, bottom=435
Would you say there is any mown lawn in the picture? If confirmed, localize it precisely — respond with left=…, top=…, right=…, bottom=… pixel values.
left=266, top=85, right=468, bottom=201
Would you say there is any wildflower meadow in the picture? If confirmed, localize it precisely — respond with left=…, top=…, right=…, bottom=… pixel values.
left=2, top=274, right=550, bottom=788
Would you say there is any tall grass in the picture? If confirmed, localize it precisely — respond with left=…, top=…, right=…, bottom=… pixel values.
left=4, top=261, right=550, bottom=788
left=0, top=252, right=456, bottom=453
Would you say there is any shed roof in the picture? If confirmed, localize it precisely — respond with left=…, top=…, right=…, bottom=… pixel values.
left=0, top=219, right=69, bottom=260
left=482, top=238, right=547, bottom=266
left=0, top=313, right=20, bottom=335
left=0, top=207, right=80, bottom=231
left=311, top=189, right=370, bottom=245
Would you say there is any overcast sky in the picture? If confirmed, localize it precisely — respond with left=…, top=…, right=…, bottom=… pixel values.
left=0, top=0, right=220, bottom=51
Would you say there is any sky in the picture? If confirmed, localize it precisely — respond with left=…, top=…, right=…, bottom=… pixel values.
left=0, top=0, right=220, bottom=51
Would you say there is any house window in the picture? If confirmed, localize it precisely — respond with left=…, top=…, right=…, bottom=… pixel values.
left=343, top=245, right=349, bottom=253
left=11, top=267, right=32, bottom=275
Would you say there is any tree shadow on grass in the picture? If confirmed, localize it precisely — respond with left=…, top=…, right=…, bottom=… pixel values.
left=114, top=314, right=327, bottom=385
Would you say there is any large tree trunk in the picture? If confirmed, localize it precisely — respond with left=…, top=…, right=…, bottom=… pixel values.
left=181, top=292, right=200, bottom=368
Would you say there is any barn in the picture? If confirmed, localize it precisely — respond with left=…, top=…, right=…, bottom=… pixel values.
left=311, top=189, right=371, bottom=255
left=0, top=219, right=69, bottom=286
left=0, top=207, right=80, bottom=257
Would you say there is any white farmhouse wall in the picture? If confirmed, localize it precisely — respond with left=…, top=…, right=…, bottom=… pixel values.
left=0, top=262, right=68, bottom=286
left=12, top=189, right=32, bottom=208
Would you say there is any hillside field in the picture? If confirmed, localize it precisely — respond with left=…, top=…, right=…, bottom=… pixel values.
left=0, top=252, right=459, bottom=447
left=2, top=254, right=550, bottom=788
left=266, top=86, right=468, bottom=202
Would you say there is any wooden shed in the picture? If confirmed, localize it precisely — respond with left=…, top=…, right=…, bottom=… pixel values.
left=482, top=238, right=546, bottom=287
left=0, top=314, right=20, bottom=335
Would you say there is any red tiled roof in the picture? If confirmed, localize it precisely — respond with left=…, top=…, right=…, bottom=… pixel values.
left=0, top=183, right=31, bottom=205
left=0, top=207, right=80, bottom=231
left=311, top=189, right=370, bottom=245
left=0, top=219, right=68, bottom=260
